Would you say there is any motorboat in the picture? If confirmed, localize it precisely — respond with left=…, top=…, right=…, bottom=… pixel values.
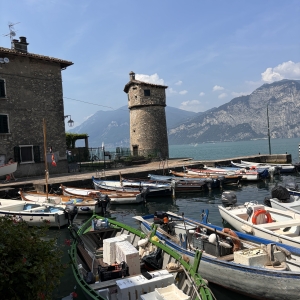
left=134, top=210, right=300, bottom=300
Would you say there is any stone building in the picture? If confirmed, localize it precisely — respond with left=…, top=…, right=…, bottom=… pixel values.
left=0, top=37, right=73, bottom=177
left=124, top=71, right=169, bottom=159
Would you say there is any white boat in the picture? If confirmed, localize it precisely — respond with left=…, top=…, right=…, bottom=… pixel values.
left=92, top=176, right=173, bottom=197
left=19, top=190, right=108, bottom=215
left=59, top=184, right=146, bottom=205
left=218, top=191, right=300, bottom=248
left=240, top=160, right=295, bottom=173
left=185, top=166, right=260, bottom=181
left=68, top=214, right=213, bottom=300
left=135, top=210, right=300, bottom=300
left=0, top=199, right=71, bottom=228
left=230, top=160, right=278, bottom=177
left=0, top=162, right=17, bottom=177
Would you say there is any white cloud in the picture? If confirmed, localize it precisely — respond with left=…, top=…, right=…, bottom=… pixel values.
left=261, top=61, right=300, bottom=83
left=213, top=85, right=224, bottom=91
left=179, top=90, right=188, bottom=95
left=218, top=93, right=227, bottom=99
left=199, top=92, right=205, bottom=97
left=135, top=73, right=165, bottom=85
left=175, top=80, right=182, bottom=86
left=168, top=88, right=177, bottom=94
left=179, top=100, right=203, bottom=112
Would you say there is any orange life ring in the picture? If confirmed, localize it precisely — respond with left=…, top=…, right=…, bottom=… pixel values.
left=222, top=228, right=241, bottom=252
left=252, top=209, right=272, bottom=225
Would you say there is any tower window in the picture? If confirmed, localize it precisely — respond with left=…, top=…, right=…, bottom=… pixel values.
left=144, top=89, right=150, bottom=96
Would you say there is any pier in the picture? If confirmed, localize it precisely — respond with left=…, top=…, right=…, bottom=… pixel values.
left=0, top=153, right=292, bottom=197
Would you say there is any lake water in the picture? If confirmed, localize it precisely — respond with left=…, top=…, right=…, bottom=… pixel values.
left=54, top=137, right=300, bottom=300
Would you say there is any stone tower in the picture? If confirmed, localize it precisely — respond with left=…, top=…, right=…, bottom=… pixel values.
left=124, top=71, right=169, bottom=158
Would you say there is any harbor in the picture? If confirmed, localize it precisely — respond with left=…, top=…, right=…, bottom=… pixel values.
left=0, top=153, right=292, bottom=197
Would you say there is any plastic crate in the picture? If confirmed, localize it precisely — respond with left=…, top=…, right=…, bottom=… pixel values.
left=98, top=262, right=129, bottom=282
left=202, top=240, right=231, bottom=257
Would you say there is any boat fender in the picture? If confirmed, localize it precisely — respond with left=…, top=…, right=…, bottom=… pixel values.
left=252, top=209, right=272, bottom=224
left=219, top=241, right=232, bottom=248
left=138, top=238, right=149, bottom=247
left=208, top=233, right=217, bottom=244
left=222, top=228, right=241, bottom=251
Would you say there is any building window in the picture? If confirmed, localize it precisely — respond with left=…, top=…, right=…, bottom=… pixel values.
left=144, top=89, right=150, bottom=96
left=0, top=79, right=6, bottom=98
left=0, top=114, right=9, bottom=133
left=14, top=145, right=41, bottom=163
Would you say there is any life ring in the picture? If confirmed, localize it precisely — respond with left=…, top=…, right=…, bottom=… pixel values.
left=222, top=228, right=241, bottom=252
left=252, top=209, right=273, bottom=225
left=250, top=166, right=257, bottom=170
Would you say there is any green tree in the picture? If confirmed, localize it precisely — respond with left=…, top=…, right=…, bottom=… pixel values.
left=0, top=217, right=66, bottom=300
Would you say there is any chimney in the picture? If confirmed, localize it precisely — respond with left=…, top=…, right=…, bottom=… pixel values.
left=129, top=71, right=135, bottom=81
left=12, top=36, right=29, bottom=53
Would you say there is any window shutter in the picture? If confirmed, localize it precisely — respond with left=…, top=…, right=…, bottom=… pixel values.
left=0, top=115, right=8, bottom=133
left=33, top=146, right=41, bottom=163
left=0, top=79, right=5, bottom=98
left=13, top=146, right=21, bottom=163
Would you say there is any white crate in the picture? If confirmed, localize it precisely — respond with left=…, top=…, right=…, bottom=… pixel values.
left=116, top=271, right=174, bottom=300
left=234, top=248, right=286, bottom=267
left=115, top=240, right=140, bottom=275
left=155, top=284, right=190, bottom=300
left=103, top=235, right=131, bottom=265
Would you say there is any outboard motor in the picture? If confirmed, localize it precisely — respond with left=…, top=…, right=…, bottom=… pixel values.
left=221, top=191, right=237, bottom=207
left=64, top=204, right=78, bottom=225
left=97, top=194, right=110, bottom=215
left=263, top=196, right=272, bottom=207
left=271, top=185, right=290, bottom=202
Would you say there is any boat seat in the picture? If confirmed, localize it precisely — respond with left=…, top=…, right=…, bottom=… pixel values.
left=256, top=219, right=300, bottom=229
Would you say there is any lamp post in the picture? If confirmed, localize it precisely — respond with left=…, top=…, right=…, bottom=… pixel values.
left=102, top=142, right=105, bottom=169
left=267, top=104, right=271, bottom=155
left=64, top=115, right=74, bottom=127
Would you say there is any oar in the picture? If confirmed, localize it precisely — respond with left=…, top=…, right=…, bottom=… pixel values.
left=166, top=211, right=256, bottom=247
left=182, top=212, right=192, bottom=250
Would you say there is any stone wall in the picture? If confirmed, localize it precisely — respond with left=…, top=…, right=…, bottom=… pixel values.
left=128, top=83, right=169, bottom=158
left=0, top=53, right=69, bottom=177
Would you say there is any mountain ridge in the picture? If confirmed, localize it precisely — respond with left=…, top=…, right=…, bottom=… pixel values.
left=71, top=79, right=300, bottom=148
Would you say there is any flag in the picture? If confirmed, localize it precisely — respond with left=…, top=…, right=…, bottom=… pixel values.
left=51, top=153, right=57, bottom=167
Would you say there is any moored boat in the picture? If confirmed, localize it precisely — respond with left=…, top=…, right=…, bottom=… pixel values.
left=0, top=199, right=76, bottom=228
left=218, top=191, right=300, bottom=248
left=0, top=162, right=17, bottom=177
left=92, top=176, right=173, bottom=197
left=60, top=184, right=146, bottom=205
left=68, top=214, right=213, bottom=300
left=135, top=210, right=300, bottom=300
left=19, top=190, right=109, bottom=215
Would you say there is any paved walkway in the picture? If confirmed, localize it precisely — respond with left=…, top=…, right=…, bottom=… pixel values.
left=0, top=158, right=194, bottom=191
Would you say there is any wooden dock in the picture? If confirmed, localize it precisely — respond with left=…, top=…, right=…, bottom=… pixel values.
left=0, top=153, right=292, bottom=197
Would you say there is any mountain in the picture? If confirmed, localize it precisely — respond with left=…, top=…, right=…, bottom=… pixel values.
left=71, top=79, right=300, bottom=148
left=168, top=79, right=300, bottom=144
left=70, top=106, right=197, bottom=148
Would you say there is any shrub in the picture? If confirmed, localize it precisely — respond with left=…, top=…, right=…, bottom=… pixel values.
left=0, top=217, right=66, bottom=300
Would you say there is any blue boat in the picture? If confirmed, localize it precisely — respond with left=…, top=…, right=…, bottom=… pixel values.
left=134, top=209, right=300, bottom=300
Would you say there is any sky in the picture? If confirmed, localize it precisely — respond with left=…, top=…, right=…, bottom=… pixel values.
left=1, top=0, right=300, bottom=128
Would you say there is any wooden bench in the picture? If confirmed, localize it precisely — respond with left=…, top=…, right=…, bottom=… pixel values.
left=256, top=219, right=300, bottom=229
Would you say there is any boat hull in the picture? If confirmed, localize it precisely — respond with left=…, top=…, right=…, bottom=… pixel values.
left=139, top=216, right=300, bottom=300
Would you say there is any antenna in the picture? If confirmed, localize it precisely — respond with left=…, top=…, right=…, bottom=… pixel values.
left=2, top=22, right=20, bottom=49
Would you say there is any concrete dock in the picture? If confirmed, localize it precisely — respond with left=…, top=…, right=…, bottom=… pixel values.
left=0, top=153, right=292, bottom=198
